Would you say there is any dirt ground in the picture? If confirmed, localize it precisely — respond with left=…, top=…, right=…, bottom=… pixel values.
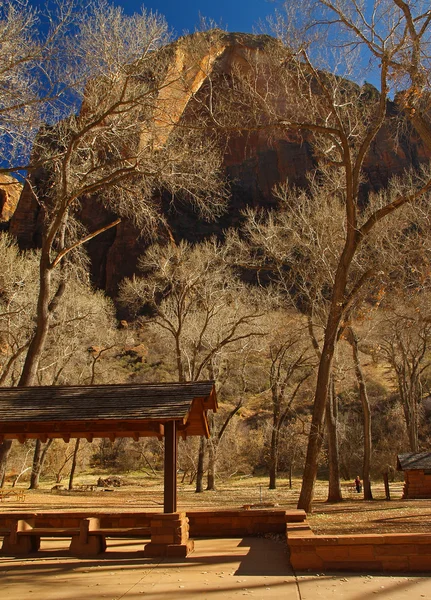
left=1, top=475, right=429, bottom=536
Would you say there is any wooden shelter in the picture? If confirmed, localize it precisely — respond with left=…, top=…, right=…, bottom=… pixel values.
left=0, top=381, right=217, bottom=512
left=397, top=452, right=431, bottom=499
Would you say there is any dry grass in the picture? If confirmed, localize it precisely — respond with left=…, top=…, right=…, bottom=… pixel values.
left=1, top=474, right=430, bottom=536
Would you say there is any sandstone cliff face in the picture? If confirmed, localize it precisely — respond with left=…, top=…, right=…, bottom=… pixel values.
left=8, top=32, right=431, bottom=295
left=0, top=174, right=22, bottom=225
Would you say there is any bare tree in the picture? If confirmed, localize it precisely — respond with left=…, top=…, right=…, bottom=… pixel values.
left=120, top=239, right=265, bottom=384
left=228, top=0, right=431, bottom=511
left=26, top=274, right=119, bottom=489
left=377, top=298, right=431, bottom=453
left=0, top=2, right=228, bottom=482
left=0, top=234, right=124, bottom=486
left=206, top=401, right=243, bottom=491
left=291, top=0, right=431, bottom=151
left=0, top=0, right=77, bottom=169
left=120, top=238, right=266, bottom=491
left=15, top=4, right=227, bottom=390
left=0, top=234, right=39, bottom=386
left=0, top=233, right=39, bottom=485
left=205, top=347, right=258, bottom=491
left=263, top=314, right=313, bottom=489
left=230, top=180, right=379, bottom=501
left=344, top=327, right=374, bottom=499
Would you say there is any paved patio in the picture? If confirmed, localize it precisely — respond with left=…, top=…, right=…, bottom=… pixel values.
left=1, top=536, right=430, bottom=599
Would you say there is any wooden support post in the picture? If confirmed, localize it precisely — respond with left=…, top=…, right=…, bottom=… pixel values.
left=164, top=421, right=177, bottom=513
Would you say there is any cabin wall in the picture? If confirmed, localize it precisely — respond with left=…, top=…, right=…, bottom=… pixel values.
left=403, top=469, right=431, bottom=498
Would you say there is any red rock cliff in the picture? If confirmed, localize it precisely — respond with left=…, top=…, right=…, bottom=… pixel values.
left=8, top=32, right=431, bottom=295
left=0, top=175, right=22, bottom=225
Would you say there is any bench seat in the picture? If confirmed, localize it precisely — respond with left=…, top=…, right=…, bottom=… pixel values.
left=17, top=528, right=80, bottom=537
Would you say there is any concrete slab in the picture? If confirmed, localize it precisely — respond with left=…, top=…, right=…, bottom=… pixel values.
left=0, top=537, right=430, bottom=599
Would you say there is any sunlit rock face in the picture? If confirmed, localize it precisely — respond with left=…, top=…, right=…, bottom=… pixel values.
left=0, top=174, right=22, bottom=225
left=8, top=32, right=431, bottom=295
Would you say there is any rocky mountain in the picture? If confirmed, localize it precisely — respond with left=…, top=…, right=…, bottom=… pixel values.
left=5, top=32, right=431, bottom=296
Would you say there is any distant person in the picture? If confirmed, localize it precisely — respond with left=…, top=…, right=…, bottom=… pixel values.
left=355, top=476, right=362, bottom=493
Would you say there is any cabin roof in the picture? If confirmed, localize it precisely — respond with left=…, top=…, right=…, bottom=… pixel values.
left=397, top=452, right=431, bottom=471
left=0, top=381, right=217, bottom=441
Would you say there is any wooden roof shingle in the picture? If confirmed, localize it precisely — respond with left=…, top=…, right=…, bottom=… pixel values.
left=0, top=381, right=217, bottom=441
left=397, top=452, right=431, bottom=471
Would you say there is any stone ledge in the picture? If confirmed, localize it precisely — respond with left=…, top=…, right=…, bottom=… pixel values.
left=187, top=509, right=306, bottom=537
left=287, top=523, right=431, bottom=573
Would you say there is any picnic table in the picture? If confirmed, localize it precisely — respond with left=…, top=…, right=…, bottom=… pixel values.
left=0, top=489, right=26, bottom=502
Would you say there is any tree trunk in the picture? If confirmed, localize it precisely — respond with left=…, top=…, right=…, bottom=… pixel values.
left=398, top=375, right=420, bottom=453
left=408, top=395, right=419, bottom=453
left=19, top=253, right=53, bottom=387
left=30, top=440, right=43, bottom=489
left=326, top=378, right=342, bottom=502
left=206, top=440, right=217, bottom=491
left=269, top=422, right=279, bottom=490
left=68, top=438, right=81, bottom=490
left=175, top=332, right=184, bottom=384
left=348, top=327, right=373, bottom=500
left=206, top=413, right=216, bottom=490
left=195, top=436, right=206, bottom=493
left=206, top=400, right=242, bottom=491
left=383, top=471, right=391, bottom=501
left=297, top=323, right=338, bottom=511
left=0, top=256, right=55, bottom=483
left=298, top=241, right=356, bottom=512
left=0, top=440, right=13, bottom=487
left=29, top=439, right=53, bottom=489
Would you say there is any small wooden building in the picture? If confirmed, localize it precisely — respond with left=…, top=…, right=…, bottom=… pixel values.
left=397, top=452, right=431, bottom=499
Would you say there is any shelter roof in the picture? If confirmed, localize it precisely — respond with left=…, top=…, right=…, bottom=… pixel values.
left=397, top=452, right=431, bottom=471
left=0, top=381, right=217, bottom=442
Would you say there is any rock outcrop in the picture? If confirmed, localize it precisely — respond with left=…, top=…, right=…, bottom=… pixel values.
left=8, top=32, right=431, bottom=295
left=0, top=174, right=22, bottom=225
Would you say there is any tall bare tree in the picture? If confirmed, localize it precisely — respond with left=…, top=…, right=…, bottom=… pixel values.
left=230, top=0, right=431, bottom=512
left=1, top=3, right=229, bottom=477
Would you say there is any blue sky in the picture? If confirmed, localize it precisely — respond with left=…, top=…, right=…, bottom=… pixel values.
left=26, top=0, right=380, bottom=87
left=28, top=1, right=276, bottom=37
left=127, top=0, right=276, bottom=36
